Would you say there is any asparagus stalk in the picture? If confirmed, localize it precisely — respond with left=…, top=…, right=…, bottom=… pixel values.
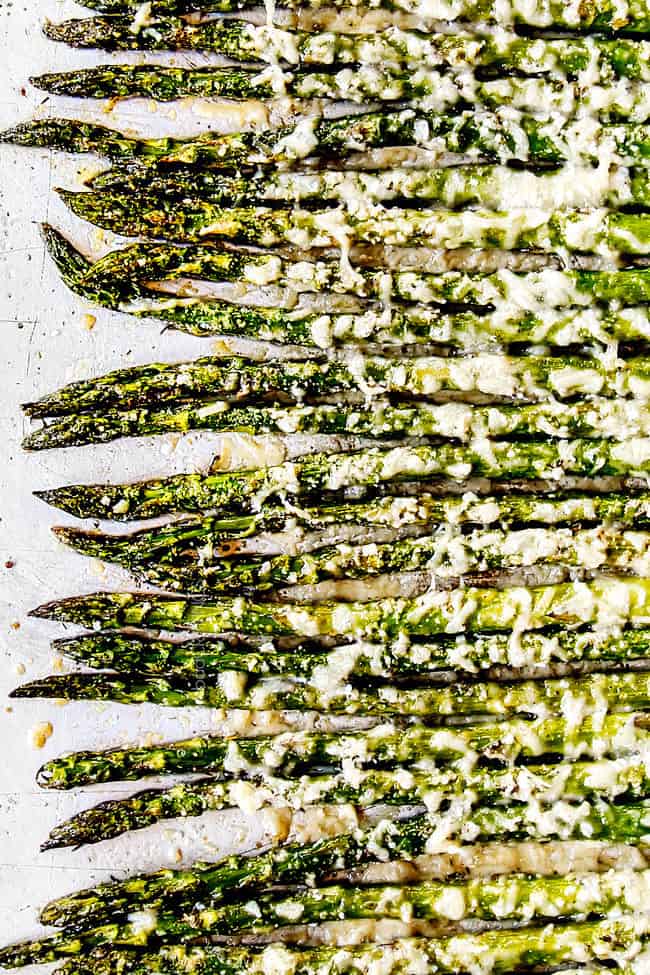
left=67, top=0, right=650, bottom=33
left=4, top=112, right=648, bottom=170
left=77, top=524, right=650, bottom=594
left=36, top=753, right=650, bottom=847
left=4, top=870, right=650, bottom=966
left=26, top=578, right=650, bottom=638
left=46, top=490, right=650, bottom=568
left=38, top=805, right=650, bottom=929
left=33, top=440, right=650, bottom=522
left=42, top=228, right=650, bottom=349
left=50, top=625, right=650, bottom=680
left=83, top=161, right=650, bottom=209
left=56, top=191, right=650, bottom=255
left=23, top=397, right=650, bottom=450
left=36, top=20, right=650, bottom=78
left=84, top=161, right=650, bottom=211
left=67, top=233, right=650, bottom=309
left=23, top=353, right=650, bottom=419
left=51, top=917, right=650, bottom=975
left=30, top=63, right=650, bottom=121
left=14, top=665, right=650, bottom=721
left=35, top=712, right=649, bottom=789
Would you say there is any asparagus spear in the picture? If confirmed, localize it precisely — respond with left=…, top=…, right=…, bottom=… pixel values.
left=3, top=870, right=650, bottom=965
left=35, top=712, right=649, bottom=789
left=23, top=352, right=650, bottom=420
left=36, top=753, right=650, bottom=847
left=68, top=0, right=650, bottom=33
left=4, top=112, right=648, bottom=169
left=33, top=440, right=650, bottom=522
left=46, top=490, right=650, bottom=568
left=51, top=917, right=650, bottom=975
left=30, top=63, right=650, bottom=120
left=50, top=625, right=650, bottom=680
left=66, top=233, right=650, bottom=308
left=23, top=396, right=650, bottom=450
left=26, top=578, right=650, bottom=638
left=35, top=19, right=650, bottom=77
left=38, top=804, right=650, bottom=929
left=42, top=228, right=650, bottom=348
left=14, top=664, right=650, bottom=720
left=76, top=523, right=650, bottom=594
left=56, top=191, right=650, bottom=255
left=83, top=161, right=650, bottom=209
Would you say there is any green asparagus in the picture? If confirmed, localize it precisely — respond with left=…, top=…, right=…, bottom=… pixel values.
left=23, top=397, right=650, bottom=450
left=14, top=665, right=650, bottom=721
left=68, top=0, right=650, bottom=33
left=51, top=917, right=650, bottom=975
left=36, top=20, right=650, bottom=77
left=49, top=624, right=650, bottom=680
left=67, top=234, right=650, bottom=309
left=3, top=869, right=650, bottom=966
left=56, top=190, right=650, bottom=256
left=29, top=63, right=650, bottom=120
left=73, top=524, right=650, bottom=594
left=34, top=712, right=650, bottom=789
left=36, top=806, right=650, bottom=929
left=4, top=112, right=649, bottom=169
left=42, top=228, right=650, bottom=349
left=36, top=753, right=650, bottom=847
left=26, top=578, right=650, bottom=638
left=33, top=441, right=650, bottom=522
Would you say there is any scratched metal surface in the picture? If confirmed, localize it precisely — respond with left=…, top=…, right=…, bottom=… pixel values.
left=0, top=1, right=301, bottom=959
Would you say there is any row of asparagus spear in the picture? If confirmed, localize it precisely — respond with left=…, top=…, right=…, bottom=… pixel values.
left=37, top=0, right=650, bottom=32
left=10, top=9, right=650, bottom=975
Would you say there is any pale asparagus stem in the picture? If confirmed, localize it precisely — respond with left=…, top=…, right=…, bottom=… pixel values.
left=66, top=0, right=650, bottom=33
left=3, top=870, right=650, bottom=965
left=3, top=113, right=649, bottom=170
left=41, top=228, right=650, bottom=349
left=51, top=917, right=650, bottom=975
left=33, top=753, right=650, bottom=847
left=55, top=192, right=650, bottom=256
left=86, top=162, right=650, bottom=208
left=24, top=398, right=650, bottom=451
left=49, top=625, right=650, bottom=679
left=33, top=441, right=650, bottom=522
left=34, top=712, right=650, bottom=789
left=25, top=579, right=650, bottom=638
left=29, top=64, right=650, bottom=120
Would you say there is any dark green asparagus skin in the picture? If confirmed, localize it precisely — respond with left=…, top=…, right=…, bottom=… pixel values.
left=34, top=711, right=650, bottom=789
left=49, top=625, right=650, bottom=680
left=33, top=440, right=650, bottom=522
left=4, top=113, right=649, bottom=169
left=36, top=753, right=650, bottom=847
left=14, top=667, right=650, bottom=721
